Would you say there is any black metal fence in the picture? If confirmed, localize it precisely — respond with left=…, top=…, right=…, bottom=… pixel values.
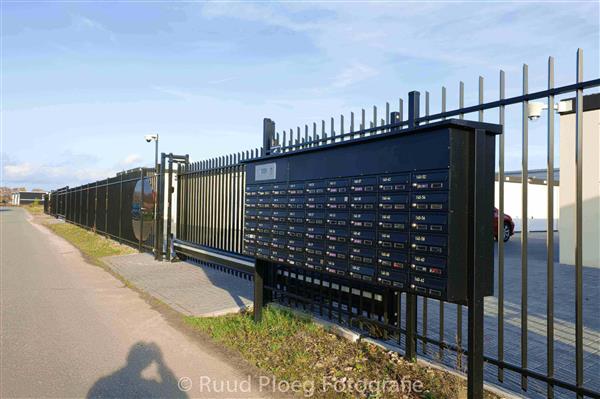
left=45, top=48, right=600, bottom=399
left=46, top=168, right=157, bottom=251
left=172, top=50, right=599, bottom=399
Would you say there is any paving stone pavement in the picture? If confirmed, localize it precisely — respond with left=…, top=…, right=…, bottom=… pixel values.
left=103, top=253, right=253, bottom=317
left=408, top=232, right=600, bottom=399
left=103, top=233, right=599, bottom=399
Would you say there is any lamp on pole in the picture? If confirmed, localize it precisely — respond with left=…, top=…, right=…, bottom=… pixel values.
left=145, top=134, right=159, bottom=257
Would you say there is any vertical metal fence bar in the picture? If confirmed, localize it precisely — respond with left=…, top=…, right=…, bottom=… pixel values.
left=498, top=69, right=506, bottom=383
left=119, top=174, right=123, bottom=243
left=521, top=63, right=529, bottom=391
left=546, top=56, right=555, bottom=399
left=457, top=81, right=464, bottom=368
left=574, top=48, right=584, bottom=399
left=422, top=91, right=429, bottom=354
left=139, top=170, right=143, bottom=250
left=439, top=85, right=447, bottom=360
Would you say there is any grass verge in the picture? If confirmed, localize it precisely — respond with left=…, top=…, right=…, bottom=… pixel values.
left=185, top=306, right=500, bottom=399
left=23, top=203, right=44, bottom=215
left=45, top=222, right=136, bottom=263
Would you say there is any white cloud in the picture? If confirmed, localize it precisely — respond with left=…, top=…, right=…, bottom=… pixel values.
left=121, top=154, right=142, bottom=166
left=2, top=160, right=114, bottom=189
left=332, top=63, right=379, bottom=88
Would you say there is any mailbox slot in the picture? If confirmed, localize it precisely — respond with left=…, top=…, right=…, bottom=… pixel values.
left=305, top=226, right=326, bottom=240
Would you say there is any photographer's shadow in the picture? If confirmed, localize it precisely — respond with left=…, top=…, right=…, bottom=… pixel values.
left=87, top=341, right=188, bottom=399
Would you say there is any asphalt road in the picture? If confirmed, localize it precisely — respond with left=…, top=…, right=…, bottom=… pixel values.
left=0, top=208, right=271, bottom=398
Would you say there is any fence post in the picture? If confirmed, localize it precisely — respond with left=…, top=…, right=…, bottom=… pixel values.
left=467, top=129, right=489, bottom=399
left=139, top=168, right=144, bottom=251
left=408, top=91, right=420, bottom=129
left=118, top=173, right=123, bottom=244
left=263, top=118, right=275, bottom=156
left=254, top=259, right=269, bottom=322
left=166, top=154, right=174, bottom=261
left=105, top=179, right=109, bottom=237
left=404, top=91, right=420, bottom=361
left=154, top=154, right=165, bottom=261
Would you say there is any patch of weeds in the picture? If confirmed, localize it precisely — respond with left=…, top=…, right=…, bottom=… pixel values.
left=46, top=222, right=135, bottom=263
left=185, top=306, right=500, bottom=399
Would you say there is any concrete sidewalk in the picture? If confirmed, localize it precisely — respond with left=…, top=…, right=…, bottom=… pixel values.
left=103, top=253, right=253, bottom=317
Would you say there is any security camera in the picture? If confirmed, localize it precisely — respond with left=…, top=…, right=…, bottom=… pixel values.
left=527, top=102, right=545, bottom=121
left=144, top=134, right=157, bottom=142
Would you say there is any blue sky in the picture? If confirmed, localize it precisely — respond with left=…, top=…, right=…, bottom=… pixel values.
left=1, top=1, right=598, bottom=190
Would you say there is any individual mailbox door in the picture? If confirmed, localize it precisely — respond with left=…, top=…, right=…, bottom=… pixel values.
left=287, top=224, right=305, bottom=237
left=257, top=209, right=272, bottom=221
left=379, top=174, right=410, bottom=192
left=287, top=251, right=305, bottom=266
left=287, top=238, right=304, bottom=253
left=287, top=210, right=304, bottom=224
left=350, top=176, right=377, bottom=193
left=326, top=242, right=347, bottom=260
left=305, top=181, right=326, bottom=194
left=378, top=212, right=409, bottom=230
left=245, top=197, right=258, bottom=208
left=378, top=249, right=409, bottom=269
left=305, top=211, right=326, bottom=224
left=326, top=227, right=349, bottom=242
left=410, top=192, right=448, bottom=211
left=288, top=196, right=304, bottom=209
left=244, top=220, right=257, bottom=232
left=350, top=229, right=376, bottom=246
left=326, top=194, right=349, bottom=209
left=411, top=254, right=447, bottom=276
left=411, top=213, right=448, bottom=233
left=306, top=255, right=324, bottom=270
left=377, top=231, right=409, bottom=250
left=271, top=196, right=288, bottom=208
left=379, top=194, right=409, bottom=210
left=305, top=226, right=326, bottom=240
left=325, top=258, right=347, bottom=274
left=271, top=223, right=287, bottom=236
left=270, top=249, right=288, bottom=263
left=272, top=183, right=288, bottom=195
left=349, top=246, right=376, bottom=264
left=257, top=184, right=273, bottom=196
left=257, top=221, right=272, bottom=233
left=305, top=240, right=325, bottom=255
left=271, top=236, right=287, bottom=250
left=378, top=268, right=408, bottom=288
left=350, top=194, right=377, bottom=210
left=411, top=171, right=449, bottom=191
left=410, top=234, right=448, bottom=255
left=350, top=212, right=376, bottom=228
left=306, top=196, right=327, bottom=209
left=411, top=274, right=445, bottom=298
left=327, top=179, right=349, bottom=193
left=287, top=182, right=304, bottom=195
left=326, top=212, right=349, bottom=226
left=271, top=210, right=288, bottom=222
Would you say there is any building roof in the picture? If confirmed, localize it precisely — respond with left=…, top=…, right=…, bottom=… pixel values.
left=496, top=168, right=559, bottom=186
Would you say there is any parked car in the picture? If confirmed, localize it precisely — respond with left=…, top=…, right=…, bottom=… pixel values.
left=494, top=208, right=515, bottom=242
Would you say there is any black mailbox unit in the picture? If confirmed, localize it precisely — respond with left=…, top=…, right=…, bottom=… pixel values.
left=243, top=119, right=501, bottom=305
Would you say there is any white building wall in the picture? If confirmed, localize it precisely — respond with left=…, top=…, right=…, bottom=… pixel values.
left=559, top=107, right=600, bottom=267
left=494, top=181, right=560, bottom=233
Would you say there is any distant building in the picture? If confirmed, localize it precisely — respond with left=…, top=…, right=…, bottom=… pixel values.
left=494, top=169, right=560, bottom=233
left=11, top=191, right=46, bottom=206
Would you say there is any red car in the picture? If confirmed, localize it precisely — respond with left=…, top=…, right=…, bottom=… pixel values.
left=494, top=208, right=515, bottom=242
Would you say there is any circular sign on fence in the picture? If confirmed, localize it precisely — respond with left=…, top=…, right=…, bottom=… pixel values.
left=132, top=178, right=155, bottom=242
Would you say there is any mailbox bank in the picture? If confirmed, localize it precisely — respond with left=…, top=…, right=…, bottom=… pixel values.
left=243, top=119, right=500, bottom=305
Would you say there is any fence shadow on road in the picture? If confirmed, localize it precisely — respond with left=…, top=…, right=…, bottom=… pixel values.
left=87, top=341, right=188, bottom=399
